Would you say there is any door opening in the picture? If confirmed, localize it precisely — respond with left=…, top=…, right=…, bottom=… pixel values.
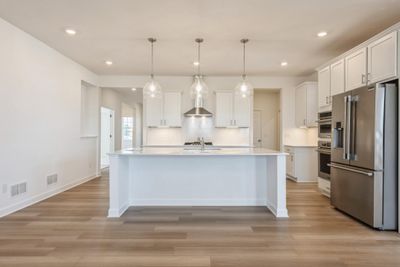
left=101, top=107, right=115, bottom=169
left=253, top=89, right=281, bottom=150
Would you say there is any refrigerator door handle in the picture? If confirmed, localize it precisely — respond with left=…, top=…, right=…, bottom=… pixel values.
left=350, top=95, right=359, bottom=160
left=328, top=163, right=373, bottom=176
left=343, top=95, right=352, bottom=160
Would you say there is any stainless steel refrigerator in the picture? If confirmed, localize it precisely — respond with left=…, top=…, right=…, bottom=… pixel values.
left=331, top=82, right=398, bottom=230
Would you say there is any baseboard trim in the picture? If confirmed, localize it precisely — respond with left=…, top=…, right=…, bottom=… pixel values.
left=266, top=201, right=289, bottom=218
left=130, top=198, right=268, bottom=206
left=0, top=174, right=100, bottom=218
left=108, top=203, right=129, bottom=218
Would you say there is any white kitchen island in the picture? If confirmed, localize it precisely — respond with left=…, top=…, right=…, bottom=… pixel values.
left=108, top=147, right=288, bottom=218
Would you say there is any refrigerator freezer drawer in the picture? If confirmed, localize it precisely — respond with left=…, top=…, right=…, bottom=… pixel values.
left=330, top=164, right=384, bottom=228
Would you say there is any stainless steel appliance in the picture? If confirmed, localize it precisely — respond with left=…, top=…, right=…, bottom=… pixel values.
left=317, top=112, right=332, bottom=139
left=330, top=82, right=398, bottom=230
left=317, top=141, right=331, bottom=180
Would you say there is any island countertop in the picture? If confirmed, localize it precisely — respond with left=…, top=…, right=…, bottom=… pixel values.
left=109, top=147, right=288, bottom=156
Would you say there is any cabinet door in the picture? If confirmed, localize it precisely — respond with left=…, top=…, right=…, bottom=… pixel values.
left=306, top=83, right=318, bottom=127
left=233, top=94, right=250, bottom=127
left=145, top=96, right=163, bottom=127
left=368, top=31, right=397, bottom=84
left=330, top=59, right=345, bottom=96
left=163, top=92, right=181, bottom=127
left=215, top=92, right=233, bottom=127
left=318, top=66, right=331, bottom=109
left=295, top=84, right=307, bottom=127
left=345, top=47, right=367, bottom=91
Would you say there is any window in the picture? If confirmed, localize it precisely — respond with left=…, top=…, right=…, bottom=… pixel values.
left=122, top=117, right=134, bottom=149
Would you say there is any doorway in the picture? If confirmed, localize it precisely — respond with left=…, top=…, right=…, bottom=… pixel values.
left=253, top=90, right=281, bottom=150
left=100, top=107, right=115, bottom=169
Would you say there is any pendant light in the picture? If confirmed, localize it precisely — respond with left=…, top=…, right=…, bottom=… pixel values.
left=190, top=38, right=209, bottom=99
left=143, top=38, right=162, bottom=99
left=235, top=39, right=253, bottom=98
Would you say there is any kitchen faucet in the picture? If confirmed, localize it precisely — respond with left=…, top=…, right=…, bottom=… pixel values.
left=200, top=137, right=205, bottom=151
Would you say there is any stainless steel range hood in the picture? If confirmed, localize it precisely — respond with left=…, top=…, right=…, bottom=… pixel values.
left=184, top=95, right=212, bottom=117
left=184, top=107, right=212, bottom=117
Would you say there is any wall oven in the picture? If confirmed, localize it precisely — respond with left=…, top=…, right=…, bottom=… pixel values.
left=317, top=141, right=331, bottom=180
left=317, top=111, right=332, bottom=139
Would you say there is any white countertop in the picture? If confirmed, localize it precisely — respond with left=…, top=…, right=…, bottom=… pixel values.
left=284, top=144, right=317, bottom=148
left=110, top=147, right=287, bottom=156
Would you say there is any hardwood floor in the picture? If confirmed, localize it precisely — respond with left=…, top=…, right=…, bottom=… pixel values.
left=1, top=171, right=399, bottom=267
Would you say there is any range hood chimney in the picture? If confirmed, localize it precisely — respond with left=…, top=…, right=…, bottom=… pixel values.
left=184, top=95, right=212, bottom=117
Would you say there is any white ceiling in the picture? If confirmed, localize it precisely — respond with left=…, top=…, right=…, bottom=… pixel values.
left=1, top=0, right=400, bottom=76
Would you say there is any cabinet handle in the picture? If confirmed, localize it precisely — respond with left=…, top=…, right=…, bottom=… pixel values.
left=367, top=73, right=371, bottom=83
left=234, top=119, right=237, bottom=125
left=361, top=74, right=366, bottom=84
left=303, top=119, right=306, bottom=126
left=325, top=96, right=328, bottom=104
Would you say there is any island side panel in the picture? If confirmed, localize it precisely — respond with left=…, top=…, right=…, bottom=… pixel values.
left=129, top=155, right=267, bottom=206
left=266, top=155, right=289, bottom=217
left=108, top=155, right=130, bottom=217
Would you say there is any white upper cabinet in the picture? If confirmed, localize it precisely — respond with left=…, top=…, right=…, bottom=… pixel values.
left=163, top=92, right=182, bottom=127
left=367, top=31, right=397, bottom=84
left=295, top=82, right=317, bottom=128
left=318, top=66, right=331, bottom=109
left=330, top=59, right=345, bottom=96
left=345, top=47, right=367, bottom=91
left=145, top=92, right=181, bottom=127
left=233, top=94, right=250, bottom=127
left=215, top=92, right=233, bottom=127
left=145, top=95, right=164, bottom=127
left=215, top=91, right=250, bottom=128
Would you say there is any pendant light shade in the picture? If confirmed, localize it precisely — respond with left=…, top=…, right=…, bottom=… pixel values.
left=235, top=39, right=253, bottom=98
left=190, top=38, right=209, bottom=99
left=190, top=75, right=209, bottom=99
left=143, top=38, right=162, bottom=99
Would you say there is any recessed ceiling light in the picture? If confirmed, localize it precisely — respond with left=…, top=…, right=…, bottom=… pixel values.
left=193, top=61, right=200, bottom=66
left=131, top=87, right=137, bottom=91
left=105, top=60, right=113, bottom=66
left=317, top=31, right=327, bottom=37
left=281, top=61, right=288, bottom=67
left=65, top=28, right=76, bottom=36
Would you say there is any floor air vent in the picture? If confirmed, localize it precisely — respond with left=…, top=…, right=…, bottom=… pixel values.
left=10, top=182, right=27, bottom=197
left=47, top=174, right=58, bottom=185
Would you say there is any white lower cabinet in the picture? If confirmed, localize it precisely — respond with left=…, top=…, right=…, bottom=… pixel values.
left=284, top=146, right=317, bottom=182
left=318, top=178, right=331, bottom=198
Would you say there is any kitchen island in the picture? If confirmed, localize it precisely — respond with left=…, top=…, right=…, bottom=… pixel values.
left=108, top=147, right=288, bottom=218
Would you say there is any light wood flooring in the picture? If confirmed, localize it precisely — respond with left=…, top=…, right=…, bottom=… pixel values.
left=1, top=171, right=400, bottom=267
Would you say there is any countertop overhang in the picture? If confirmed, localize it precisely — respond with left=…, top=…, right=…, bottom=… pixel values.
left=109, top=147, right=288, bottom=157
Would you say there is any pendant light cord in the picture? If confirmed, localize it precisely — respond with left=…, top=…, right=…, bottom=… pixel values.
left=151, top=41, right=154, bottom=78
left=197, top=41, right=201, bottom=76
left=148, top=38, right=156, bottom=79
left=241, top=39, right=249, bottom=79
left=195, top=38, right=203, bottom=77
left=243, top=41, right=246, bottom=77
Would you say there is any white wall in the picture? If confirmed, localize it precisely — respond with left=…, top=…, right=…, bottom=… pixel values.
left=99, top=75, right=314, bottom=148
left=0, top=18, right=99, bottom=216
